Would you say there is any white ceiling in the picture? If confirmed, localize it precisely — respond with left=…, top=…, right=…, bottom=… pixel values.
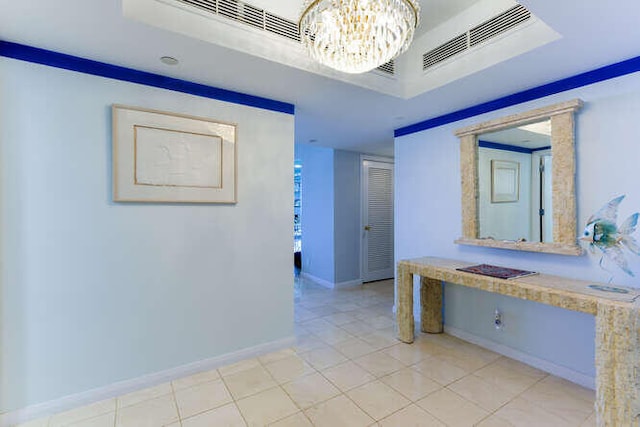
left=417, top=0, right=484, bottom=35
left=1, top=0, right=640, bottom=156
left=481, top=124, right=551, bottom=150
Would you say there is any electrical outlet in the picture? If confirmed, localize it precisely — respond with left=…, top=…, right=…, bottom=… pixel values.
left=494, top=309, right=503, bottom=330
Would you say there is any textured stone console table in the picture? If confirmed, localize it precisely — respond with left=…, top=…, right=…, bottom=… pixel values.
left=396, top=257, right=640, bottom=427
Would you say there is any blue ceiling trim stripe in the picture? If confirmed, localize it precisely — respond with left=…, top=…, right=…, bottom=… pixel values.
left=478, top=140, right=533, bottom=154
left=531, top=145, right=551, bottom=152
left=395, top=54, right=640, bottom=138
left=0, top=41, right=295, bottom=115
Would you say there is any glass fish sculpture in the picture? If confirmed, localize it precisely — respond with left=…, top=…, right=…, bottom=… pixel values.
left=580, top=195, right=640, bottom=276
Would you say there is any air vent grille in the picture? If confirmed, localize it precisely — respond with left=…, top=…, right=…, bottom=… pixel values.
left=176, top=0, right=301, bottom=42
left=423, top=4, right=531, bottom=71
left=184, top=0, right=216, bottom=13
left=265, top=12, right=300, bottom=41
left=470, top=5, right=531, bottom=46
left=422, top=34, right=467, bottom=70
left=377, top=60, right=395, bottom=76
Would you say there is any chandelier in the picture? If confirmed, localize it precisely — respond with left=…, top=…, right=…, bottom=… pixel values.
left=299, top=0, right=420, bottom=74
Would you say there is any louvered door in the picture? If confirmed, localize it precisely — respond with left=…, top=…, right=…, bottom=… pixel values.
left=362, top=160, right=394, bottom=282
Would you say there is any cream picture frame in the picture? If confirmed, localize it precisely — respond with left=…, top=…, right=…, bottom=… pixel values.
left=112, top=105, right=237, bottom=203
left=491, top=160, right=519, bottom=203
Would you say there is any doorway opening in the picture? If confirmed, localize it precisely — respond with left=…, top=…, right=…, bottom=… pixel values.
left=294, top=161, right=302, bottom=274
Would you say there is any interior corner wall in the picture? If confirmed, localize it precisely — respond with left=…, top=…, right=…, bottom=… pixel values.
left=0, top=58, right=294, bottom=413
left=395, top=70, right=640, bottom=382
left=295, top=143, right=335, bottom=283
left=295, top=145, right=363, bottom=285
left=333, top=150, right=362, bottom=284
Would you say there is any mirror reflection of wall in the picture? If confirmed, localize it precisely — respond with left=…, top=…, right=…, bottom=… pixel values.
left=478, top=119, right=552, bottom=243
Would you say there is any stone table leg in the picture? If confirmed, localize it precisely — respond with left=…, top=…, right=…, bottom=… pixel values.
left=595, top=302, right=640, bottom=426
left=421, top=277, right=443, bottom=334
left=396, top=264, right=414, bottom=343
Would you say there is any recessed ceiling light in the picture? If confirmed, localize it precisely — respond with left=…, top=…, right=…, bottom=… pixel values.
left=160, top=56, right=179, bottom=66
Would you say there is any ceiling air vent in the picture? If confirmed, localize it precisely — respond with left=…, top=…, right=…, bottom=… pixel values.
left=265, top=12, right=300, bottom=41
left=376, top=60, right=395, bottom=76
left=219, top=0, right=262, bottom=30
left=470, top=4, right=531, bottom=46
left=422, top=34, right=467, bottom=70
left=176, top=0, right=301, bottom=42
left=423, top=4, right=531, bottom=71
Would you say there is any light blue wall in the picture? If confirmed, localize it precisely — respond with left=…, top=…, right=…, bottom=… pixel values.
left=396, top=70, right=640, bottom=382
left=295, top=146, right=365, bottom=285
left=295, top=143, right=335, bottom=282
left=0, top=58, right=294, bottom=412
left=334, top=150, right=362, bottom=283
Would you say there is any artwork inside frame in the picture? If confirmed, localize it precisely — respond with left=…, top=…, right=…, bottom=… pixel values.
left=491, top=159, right=519, bottom=203
left=112, top=105, right=237, bottom=203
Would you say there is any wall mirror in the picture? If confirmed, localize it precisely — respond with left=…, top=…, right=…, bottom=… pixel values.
left=454, top=99, right=583, bottom=255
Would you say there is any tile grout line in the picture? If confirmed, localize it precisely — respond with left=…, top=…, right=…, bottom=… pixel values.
left=295, top=292, right=429, bottom=423
left=268, top=341, right=389, bottom=424
left=112, top=396, right=117, bottom=427
left=214, top=368, right=251, bottom=427
left=313, top=359, right=413, bottom=424
left=445, top=363, right=552, bottom=425
left=257, top=350, right=319, bottom=426
left=168, top=380, right=182, bottom=427
left=492, top=372, right=591, bottom=425
left=381, top=370, right=444, bottom=403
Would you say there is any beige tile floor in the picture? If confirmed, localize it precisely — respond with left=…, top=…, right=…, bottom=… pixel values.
left=17, top=276, right=596, bottom=427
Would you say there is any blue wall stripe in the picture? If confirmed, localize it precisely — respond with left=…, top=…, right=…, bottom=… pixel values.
left=395, top=54, right=640, bottom=137
left=478, top=140, right=533, bottom=154
left=0, top=41, right=295, bottom=115
left=531, top=145, right=551, bottom=152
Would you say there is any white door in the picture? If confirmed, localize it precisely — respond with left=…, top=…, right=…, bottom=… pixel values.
left=362, top=159, right=394, bottom=282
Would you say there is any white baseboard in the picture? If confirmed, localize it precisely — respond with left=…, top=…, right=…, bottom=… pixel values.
left=335, top=279, right=363, bottom=289
left=444, top=325, right=595, bottom=390
left=1, top=336, right=295, bottom=427
left=300, top=272, right=362, bottom=289
left=300, top=272, right=334, bottom=289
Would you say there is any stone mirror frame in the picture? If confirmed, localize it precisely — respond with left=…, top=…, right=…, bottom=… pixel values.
left=454, top=99, right=584, bottom=256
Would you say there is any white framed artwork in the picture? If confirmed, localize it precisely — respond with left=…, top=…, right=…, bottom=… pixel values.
left=491, top=160, right=519, bottom=203
left=112, top=105, right=237, bottom=203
